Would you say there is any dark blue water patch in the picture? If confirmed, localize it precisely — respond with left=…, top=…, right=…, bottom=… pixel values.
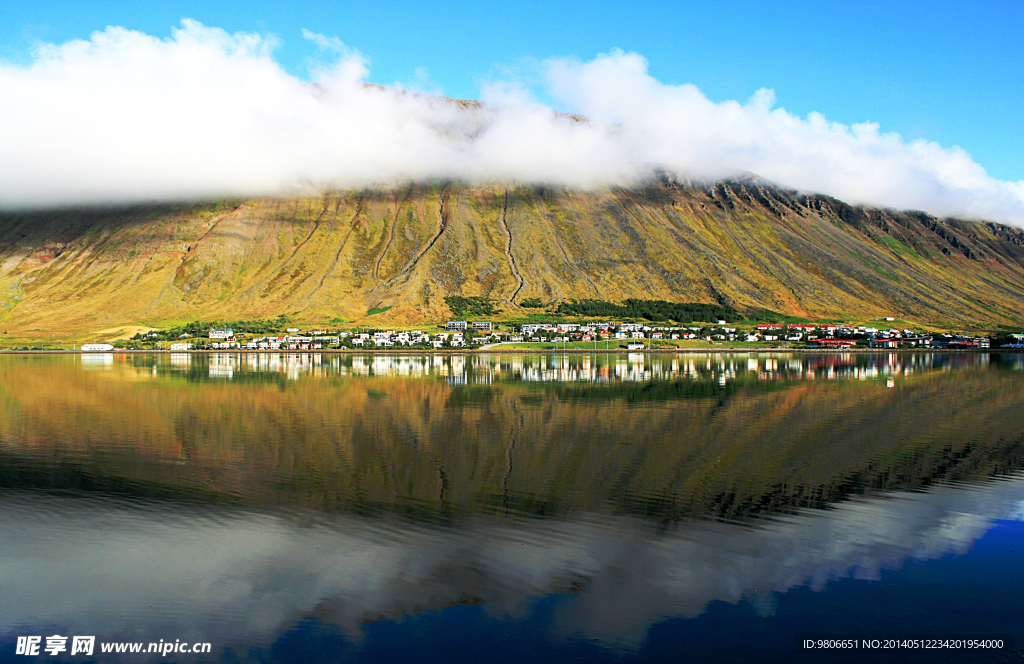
left=646, top=519, right=1024, bottom=664
left=264, top=596, right=620, bottom=664
left=246, top=520, right=1024, bottom=664
left=266, top=619, right=354, bottom=664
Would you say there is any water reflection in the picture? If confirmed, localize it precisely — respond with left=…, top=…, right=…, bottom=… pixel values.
left=1, top=353, right=1023, bottom=522
left=94, top=350, right=1010, bottom=385
left=1, top=475, right=1022, bottom=654
left=0, top=353, right=1022, bottom=660
left=79, top=352, right=113, bottom=369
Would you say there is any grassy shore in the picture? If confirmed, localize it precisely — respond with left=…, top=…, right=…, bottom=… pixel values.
left=481, top=340, right=777, bottom=351
left=0, top=346, right=1009, bottom=355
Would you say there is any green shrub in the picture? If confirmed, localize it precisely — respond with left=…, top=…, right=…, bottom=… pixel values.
left=554, top=299, right=739, bottom=323
left=445, top=296, right=499, bottom=318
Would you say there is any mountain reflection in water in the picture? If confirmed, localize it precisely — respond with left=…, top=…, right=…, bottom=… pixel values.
left=0, top=352, right=1023, bottom=661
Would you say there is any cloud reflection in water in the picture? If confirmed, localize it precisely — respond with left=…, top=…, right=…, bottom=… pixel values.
left=2, top=474, right=1022, bottom=654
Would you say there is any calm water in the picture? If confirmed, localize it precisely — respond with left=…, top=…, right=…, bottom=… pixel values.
left=1, top=352, right=1023, bottom=663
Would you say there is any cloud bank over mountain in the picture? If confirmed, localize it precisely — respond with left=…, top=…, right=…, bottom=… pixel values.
left=2, top=20, right=1022, bottom=224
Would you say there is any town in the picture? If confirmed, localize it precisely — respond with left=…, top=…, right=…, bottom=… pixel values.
left=118, top=319, right=1011, bottom=352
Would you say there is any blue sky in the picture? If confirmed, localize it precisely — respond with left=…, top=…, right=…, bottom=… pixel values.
left=1, top=0, right=1021, bottom=222
left=3, top=0, right=1020, bottom=182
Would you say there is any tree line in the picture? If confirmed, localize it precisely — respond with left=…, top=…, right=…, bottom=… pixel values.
left=131, top=315, right=292, bottom=341
left=554, top=299, right=740, bottom=323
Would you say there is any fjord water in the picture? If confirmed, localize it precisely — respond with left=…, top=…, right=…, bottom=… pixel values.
left=1, top=352, right=1023, bottom=663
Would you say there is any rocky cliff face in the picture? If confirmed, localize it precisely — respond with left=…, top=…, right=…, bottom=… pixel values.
left=1, top=178, right=1024, bottom=333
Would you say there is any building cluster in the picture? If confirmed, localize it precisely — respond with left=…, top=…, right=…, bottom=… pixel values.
left=507, top=321, right=992, bottom=349
left=130, top=320, right=994, bottom=352
left=791, top=325, right=990, bottom=349
left=197, top=328, right=344, bottom=350
left=196, top=326, right=495, bottom=350
left=515, top=321, right=705, bottom=345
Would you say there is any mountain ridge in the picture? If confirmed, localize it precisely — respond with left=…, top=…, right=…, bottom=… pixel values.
left=2, top=178, right=1024, bottom=337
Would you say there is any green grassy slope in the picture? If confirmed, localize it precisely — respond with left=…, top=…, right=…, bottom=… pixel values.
left=1, top=179, right=1024, bottom=337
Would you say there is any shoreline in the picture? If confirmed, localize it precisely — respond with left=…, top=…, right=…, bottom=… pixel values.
left=0, top=347, right=1013, bottom=355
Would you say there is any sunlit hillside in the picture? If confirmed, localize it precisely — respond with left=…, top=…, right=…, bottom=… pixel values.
left=2, top=178, right=1024, bottom=338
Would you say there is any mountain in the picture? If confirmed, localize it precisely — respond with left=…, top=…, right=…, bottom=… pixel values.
left=2, top=178, right=1024, bottom=337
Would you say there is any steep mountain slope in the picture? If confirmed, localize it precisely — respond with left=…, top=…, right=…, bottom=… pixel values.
left=1, top=178, right=1024, bottom=335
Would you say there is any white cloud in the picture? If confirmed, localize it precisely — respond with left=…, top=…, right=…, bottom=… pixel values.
left=1, top=22, right=1022, bottom=225
left=300, top=28, right=346, bottom=54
